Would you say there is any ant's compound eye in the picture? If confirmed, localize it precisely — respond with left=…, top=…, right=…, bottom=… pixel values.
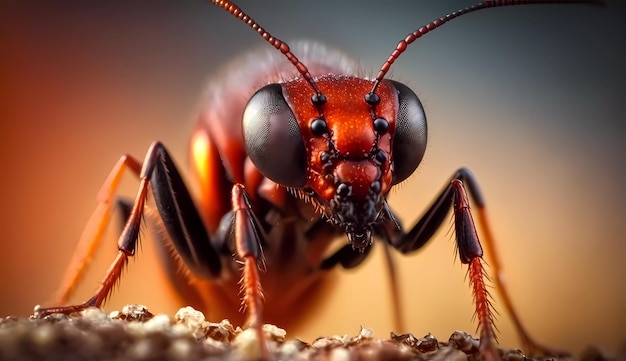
left=388, top=80, right=427, bottom=185
left=243, top=83, right=307, bottom=188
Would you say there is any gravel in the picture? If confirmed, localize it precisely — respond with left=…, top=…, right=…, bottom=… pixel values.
left=0, top=304, right=618, bottom=361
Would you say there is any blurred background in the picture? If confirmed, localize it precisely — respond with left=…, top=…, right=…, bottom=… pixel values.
left=1, top=0, right=624, bottom=357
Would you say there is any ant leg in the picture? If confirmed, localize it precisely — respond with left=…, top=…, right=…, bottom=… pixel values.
left=36, top=141, right=223, bottom=317
left=378, top=168, right=497, bottom=360
left=450, top=178, right=499, bottom=361
left=53, top=155, right=142, bottom=305
left=231, top=184, right=267, bottom=355
left=471, top=190, right=569, bottom=357
left=36, top=155, right=152, bottom=316
left=380, top=167, right=566, bottom=359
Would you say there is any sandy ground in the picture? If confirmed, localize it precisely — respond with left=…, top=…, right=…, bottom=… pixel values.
left=0, top=305, right=622, bottom=361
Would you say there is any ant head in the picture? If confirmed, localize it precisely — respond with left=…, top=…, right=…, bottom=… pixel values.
left=242, top=75, right=426, bottom=250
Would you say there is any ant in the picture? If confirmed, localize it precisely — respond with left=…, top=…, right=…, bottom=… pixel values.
left=32, top=1, right=604, bottom=360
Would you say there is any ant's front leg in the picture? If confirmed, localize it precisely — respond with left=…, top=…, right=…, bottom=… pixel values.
left=380, top=167, right=566, bottom=361
left=35, top=141, right=269, bottom=355
left=35, top=141, right=224, bottom=316
left=230, top=183, right=267, bottom=355
left=380, top=168, right=498, bottom=360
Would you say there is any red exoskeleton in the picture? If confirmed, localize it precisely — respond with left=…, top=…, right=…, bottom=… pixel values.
left=35, top=1, right=603, bottom=360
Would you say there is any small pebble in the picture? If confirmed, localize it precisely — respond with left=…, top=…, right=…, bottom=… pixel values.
left=448, top=330, right=479, bottom=354
left=232, top=328, right=262, bottom=360
left=143, top=314, right=172, bottom=332
left=263, top=323, right=286, bottom=342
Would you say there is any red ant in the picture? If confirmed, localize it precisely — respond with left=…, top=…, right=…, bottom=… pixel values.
left=35, top=1, right=602, bottom=360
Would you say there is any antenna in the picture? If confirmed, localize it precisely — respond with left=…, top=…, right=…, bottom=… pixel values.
left=369, top=0, right=602, bottom=95
left=210, top=0, right=326, bottom=104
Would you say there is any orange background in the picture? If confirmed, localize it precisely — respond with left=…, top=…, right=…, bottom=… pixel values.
left=1, top=1, right=624, bottom=357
